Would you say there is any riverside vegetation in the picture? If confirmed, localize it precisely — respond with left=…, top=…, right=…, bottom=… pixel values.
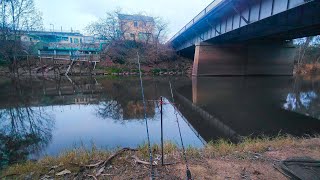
left=1, top=135, right=320, bottom=179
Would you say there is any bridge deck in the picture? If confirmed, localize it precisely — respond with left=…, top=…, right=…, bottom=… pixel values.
left=170, top=0, right=320, bottom=51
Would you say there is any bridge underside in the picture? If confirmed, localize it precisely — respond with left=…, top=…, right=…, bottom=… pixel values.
left=175, top=0, right=320, bottom=76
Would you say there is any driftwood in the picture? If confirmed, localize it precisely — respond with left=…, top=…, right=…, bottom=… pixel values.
left=82, top=148, right=138, bottom=178
left=131, top=155, right=179, bottom=166
left=56, top=169, right=71, bottom=176
left=102, top=147, right=137, bottom=167
left=85, top=148, right=137, bottom=168
left=85, top=161, right=104, bottom=168
left=131, top=155, right=155, bottom=165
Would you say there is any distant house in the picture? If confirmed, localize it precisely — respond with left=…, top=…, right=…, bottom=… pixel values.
left=118, top=14, right=155, bottom=42
left=21, top=31, right=84, bottom=44
left=20, top=30, right=105, bottom=55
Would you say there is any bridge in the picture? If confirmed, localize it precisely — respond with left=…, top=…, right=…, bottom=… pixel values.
left=169, top=0, right=320, bottom=76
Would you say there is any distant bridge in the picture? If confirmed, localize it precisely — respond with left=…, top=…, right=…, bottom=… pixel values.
left=170, top=0, right=320, bottom=76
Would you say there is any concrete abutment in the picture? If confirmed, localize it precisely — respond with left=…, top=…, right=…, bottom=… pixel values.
left=192, top=41, right=296, bottom=76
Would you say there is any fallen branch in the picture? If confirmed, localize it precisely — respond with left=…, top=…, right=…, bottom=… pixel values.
left=87, top=174, right=98, bottom=180
left=95, top=167, right=105, bottom=177
left=102, top=147, right=137, bottom=167
left=131, top=155, right=157, bottom=166
left=85, top=148, right=137, bottom=168
left=131, top=155, right=179, bottom=166
left=85, top=160, right=104, bottom=168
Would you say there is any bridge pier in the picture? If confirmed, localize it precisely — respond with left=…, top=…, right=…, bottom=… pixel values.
left=192, top=41, right=296, bottom=76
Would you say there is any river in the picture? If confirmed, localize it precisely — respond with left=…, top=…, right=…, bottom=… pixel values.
left=0, top=75, right=319, bottom=168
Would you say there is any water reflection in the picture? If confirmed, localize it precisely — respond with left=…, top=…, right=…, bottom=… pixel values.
left=176, top=76, right=320, bottom=143
left=283, top=77, right=320, bottom=119
left=0, top=76, right=201, bottom=169
left=1, top=75, right=319, bottom=169
left=0, top=78, right=54, bottom=169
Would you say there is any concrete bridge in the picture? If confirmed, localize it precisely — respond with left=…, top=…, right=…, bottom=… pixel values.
left=170, top=0, right=320, bottom=76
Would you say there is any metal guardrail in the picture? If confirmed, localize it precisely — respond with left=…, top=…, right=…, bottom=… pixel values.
left=169, top=0, right=224, bottom=42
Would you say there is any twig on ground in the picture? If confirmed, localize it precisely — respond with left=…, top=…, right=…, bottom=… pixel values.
left=132, top=155, right=154, bottom=165
left=85, top=161, right=104, bottom=168
left=87, top=174, right=98, bottom=180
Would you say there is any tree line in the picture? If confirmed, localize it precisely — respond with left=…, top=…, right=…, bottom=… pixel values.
left=0, top=0, right=43, bottom=73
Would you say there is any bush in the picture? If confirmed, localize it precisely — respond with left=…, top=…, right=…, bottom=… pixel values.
left=151, top=68, right=161, bottom=74
left=104, top=40, right=179, bottom=65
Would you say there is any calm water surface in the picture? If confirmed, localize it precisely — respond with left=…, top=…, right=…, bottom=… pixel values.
left=0, top=75, right=319, bottom=168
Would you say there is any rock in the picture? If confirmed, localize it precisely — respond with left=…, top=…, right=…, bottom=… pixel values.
left=50, top=165, right=59, bottom=170
left=24, top=172, right=35, bottom=180
left=40, top=175, right=52, bottom=180
left=267, top=146, right=273, bottom=151
left=96, top=167, right=105, bottom=177
left=56, top=169, right=71, bottom=176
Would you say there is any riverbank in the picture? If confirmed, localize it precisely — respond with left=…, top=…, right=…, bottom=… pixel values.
left=1, top=136, right=319, bottom=179
left=90, top=59, right=193, bottom=76
left=0, top=58, right=193, bottom=77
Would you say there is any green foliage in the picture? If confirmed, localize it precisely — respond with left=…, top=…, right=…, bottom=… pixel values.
left=151, top=68, right=161, bottom=74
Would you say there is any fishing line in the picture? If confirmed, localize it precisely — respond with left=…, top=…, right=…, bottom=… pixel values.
left=137, top=52, right=155, bottom=180
left=169, top=81, right=192, bottom=180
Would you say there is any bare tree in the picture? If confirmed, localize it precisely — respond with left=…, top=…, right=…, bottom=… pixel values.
left=0, top=0, right=43, bottom=73
left=1, top=0, right=43, bottom=33
left=296, top=36, right=314, bottom=65
left=154, top=17, right=168, bottom=44
left=86, top=9, right=126, bottom=41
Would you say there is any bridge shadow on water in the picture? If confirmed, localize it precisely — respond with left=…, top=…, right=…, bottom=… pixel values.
left=175, top=76, right=320, bottom=143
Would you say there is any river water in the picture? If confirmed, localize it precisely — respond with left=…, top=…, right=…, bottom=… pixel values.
left=0, top=75, right=319, bottom=167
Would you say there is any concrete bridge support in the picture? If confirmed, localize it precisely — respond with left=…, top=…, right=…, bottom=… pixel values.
left=192, top=41, right=296, bottom=76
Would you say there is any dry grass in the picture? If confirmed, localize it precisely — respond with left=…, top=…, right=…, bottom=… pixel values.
left=203, top=135, right=304, bottom=158
left=137, top=141, right=178, bottom=159
left=1, top=146, right=112, bottom=179
left=1, top=135, right=319, bottom=179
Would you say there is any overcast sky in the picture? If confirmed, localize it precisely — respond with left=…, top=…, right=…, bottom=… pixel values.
left=34, top=0, right=213, bottom=38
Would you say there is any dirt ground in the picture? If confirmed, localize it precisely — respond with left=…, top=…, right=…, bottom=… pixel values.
left=111, top=138, right=320, bottom=179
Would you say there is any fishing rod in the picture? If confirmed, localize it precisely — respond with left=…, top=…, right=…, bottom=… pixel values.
left=136, top=52, right=155, bottom=180
left=169, top=81, right=192, bottom=180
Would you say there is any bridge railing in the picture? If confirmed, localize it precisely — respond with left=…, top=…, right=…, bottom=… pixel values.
left=169, top=0, right=224, bottom=42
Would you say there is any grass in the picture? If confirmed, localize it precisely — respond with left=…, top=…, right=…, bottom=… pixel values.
left=137, top=141, right=178, bottom=159
left=203, top=135, right=314, bottom=158
left=96, top=66, right=143, bottom=74
left=1, top=135, right=319, bottom=178
left=1, top=146, right=112, bottom=178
